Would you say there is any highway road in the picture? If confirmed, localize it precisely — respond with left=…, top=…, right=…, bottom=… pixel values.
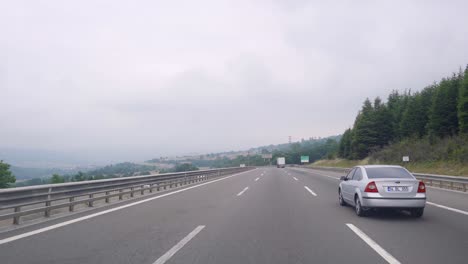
left=0, top=167, right=467, bottom=264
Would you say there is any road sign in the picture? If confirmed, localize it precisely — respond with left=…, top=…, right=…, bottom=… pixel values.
left=301, top=156, right=309, bottom=163
left=262, top=154, right=273, bottom=159
left=402, top=156, right=410, bottom=162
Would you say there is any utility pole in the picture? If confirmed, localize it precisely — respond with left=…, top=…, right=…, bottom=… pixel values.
left=288, top=136, right=292, bottom=144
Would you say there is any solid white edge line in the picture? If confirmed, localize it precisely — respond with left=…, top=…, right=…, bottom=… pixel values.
left=293, top=177, right=298, bottom=181
left=237, top=186, right=249, bottom=196
left=304, top=186, right=317, bottom=196
left=0, top=169, right=255, bottom=246
left=153, top=225, right=205, bottom=264
left=255, top=177, right=260, bottom=181
left=346, top=223, right=401, bottom=264
left=427, top=201, right=468, bottom=216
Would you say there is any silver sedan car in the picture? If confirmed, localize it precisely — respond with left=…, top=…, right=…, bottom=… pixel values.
left=338, top=165, right=426, bottom=217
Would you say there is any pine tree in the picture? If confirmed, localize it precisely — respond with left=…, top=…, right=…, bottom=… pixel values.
left=338, top=128, right=352, bottom=158
left=387, top=90, right=411, bottom=140
left=373, top=97, right=394, bottom=146
left=351, top=99, right=379, bottom=159
left=419, top=85, right=436, bottom=136
left=428, top=76, right=460, bottom=137
left=458, top=66, right=468, bottom=133
left=386, top=90, right=402, bottom=139
left=400, top=94, right=425, bottom=138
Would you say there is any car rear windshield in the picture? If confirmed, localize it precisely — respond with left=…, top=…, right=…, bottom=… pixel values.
left=365, top=167, right=414, bottom=179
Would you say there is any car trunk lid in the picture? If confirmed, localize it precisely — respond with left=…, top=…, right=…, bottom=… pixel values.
left=372, top=178, right=419, bottom=198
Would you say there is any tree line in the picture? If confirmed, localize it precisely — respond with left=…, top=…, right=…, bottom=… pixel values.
left=338, top=65, right=468, bottom=160
left=9, top=162, right=158, bottom=188
left=189, top=155, right=270, bottom=168
left=0, top=160, right=16, bottom=188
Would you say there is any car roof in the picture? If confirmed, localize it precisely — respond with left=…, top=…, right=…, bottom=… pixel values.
left=358, top=165, right=404, bottom=169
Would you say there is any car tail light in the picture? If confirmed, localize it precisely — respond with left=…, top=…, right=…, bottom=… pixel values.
left=364, top=181, right=378, bottom=193
left=418, top=181, right=426, bottom=193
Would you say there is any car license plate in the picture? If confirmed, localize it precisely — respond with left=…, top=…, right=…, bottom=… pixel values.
left=386, top=186, right=408, bottom=192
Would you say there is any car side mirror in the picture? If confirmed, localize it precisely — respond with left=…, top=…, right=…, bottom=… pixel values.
left=340, top=176, right=347, bottom=181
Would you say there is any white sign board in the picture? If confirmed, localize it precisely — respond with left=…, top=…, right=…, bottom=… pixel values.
left=402, top=156, right=410, bottom=162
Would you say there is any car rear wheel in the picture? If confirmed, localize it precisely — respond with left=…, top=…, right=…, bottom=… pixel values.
left=339, top=189, right=346, bottom=206
left=355, top=196, right=367, bottom=217
left=411, top=208, right=424, bottom=218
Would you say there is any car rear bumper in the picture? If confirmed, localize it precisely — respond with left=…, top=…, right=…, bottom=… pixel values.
left=361, top=197, right=426, bottom=208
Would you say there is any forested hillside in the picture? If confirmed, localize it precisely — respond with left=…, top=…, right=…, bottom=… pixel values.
left=336, top=65, right=468, bottom=172
left=270, top=138, right=339, bottom=165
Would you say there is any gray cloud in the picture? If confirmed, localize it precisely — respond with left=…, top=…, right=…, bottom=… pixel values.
left=1, top=0, right=468, bottom=163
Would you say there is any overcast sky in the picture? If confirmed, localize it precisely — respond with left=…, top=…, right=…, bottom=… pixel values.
left=1, top=0, right=468, bottom=164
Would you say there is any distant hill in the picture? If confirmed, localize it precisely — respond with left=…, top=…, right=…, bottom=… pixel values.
left=146, top=135, right=342, bottom=167
left=10, top=166, right=91, bottom=180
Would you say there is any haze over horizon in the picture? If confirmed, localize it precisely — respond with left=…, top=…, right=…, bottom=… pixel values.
left=2, top=0, right=468, bottom=166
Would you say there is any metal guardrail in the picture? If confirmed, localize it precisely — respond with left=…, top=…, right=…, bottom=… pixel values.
left=300, top=166, right=468, bottom=192
left=0, top=167, right=253, bottom=225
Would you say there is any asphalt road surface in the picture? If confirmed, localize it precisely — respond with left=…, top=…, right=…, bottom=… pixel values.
left=0, top=167, right=467, bottom=264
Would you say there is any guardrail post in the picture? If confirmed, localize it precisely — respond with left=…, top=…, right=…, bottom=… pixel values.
left=105, top=192, right=110, bottom=203
left=141, top=186, right=145, bottom=195
left=130, top=187, right=134, bottom=197
left=450, top=181, right=454, bottom=190
left=89, top=194, right=94, bottom=207
left=157, top=183, right=160, bottom=191
left=45, top=201, right=51, bottom=217
left=69, top=197, right=75, bottom=211
left=464, top=183, right=467, bottom=192
left=164, top=182, right=167, bottom=190
left=150, top=184, right=153, bottom=193
left=13, top=206, right=21, bottom=225
left=119, top=189, right=123, bottom=200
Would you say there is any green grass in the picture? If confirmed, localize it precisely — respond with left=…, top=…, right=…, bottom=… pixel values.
left=312, top=159, right=468, bottom=176
left=311, top=159, right=369, bottom=168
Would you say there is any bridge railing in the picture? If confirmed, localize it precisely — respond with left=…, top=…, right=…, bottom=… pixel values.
left=0, top=167, right=253, bottom=225
left=293, top=166, right=468, bottom=192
